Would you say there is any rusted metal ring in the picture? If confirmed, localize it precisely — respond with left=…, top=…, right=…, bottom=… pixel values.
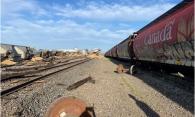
left=45, top=96, right=86, bottom=117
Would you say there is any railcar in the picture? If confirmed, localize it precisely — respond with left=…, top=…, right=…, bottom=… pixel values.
left=134, top=0, right=194, bottom=67
left=111, top=46, right=118, bottom=58
left=106, top=49, right=112, bottom=57
left=0, top=43, right=34, bottom=61
left=105, top=0, right=194, bottom=76
left=117, top=37, right=131, bottom=59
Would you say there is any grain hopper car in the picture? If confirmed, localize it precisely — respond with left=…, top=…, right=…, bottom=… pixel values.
left=105, top=0, right=194, bottom=76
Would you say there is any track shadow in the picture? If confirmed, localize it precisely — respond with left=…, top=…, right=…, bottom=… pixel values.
left=108, top=58, right=194, bottom=114
left=128, top=94, right=160, bottom=117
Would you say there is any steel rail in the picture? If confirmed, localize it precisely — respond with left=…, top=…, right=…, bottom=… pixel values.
left=1, top=58, right=91, bottom=97
left=3, top=57, right=84, bottom=71
left=1, top=57, right=86, bottom=81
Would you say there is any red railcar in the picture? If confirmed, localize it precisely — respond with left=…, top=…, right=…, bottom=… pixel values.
left=133, top=0, right=194, bottom=67
left=105, top=49, right=112, bottom=57
left=111, top=46, right=118, bottom=58
left=117, top=37, right=131, bottom=59
left=105, top=0, right=194, bottom=75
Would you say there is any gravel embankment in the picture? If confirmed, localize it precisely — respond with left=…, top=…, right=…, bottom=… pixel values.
left=1, top=57, right=194, bottom=117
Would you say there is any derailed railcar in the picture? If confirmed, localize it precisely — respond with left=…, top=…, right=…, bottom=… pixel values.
left=133, top=0, right=194, bottom=67
left=0, top=43, right=34, bottom=61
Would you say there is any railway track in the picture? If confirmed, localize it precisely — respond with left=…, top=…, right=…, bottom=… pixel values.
left=1, top=57, right=85, bottom=81
left=1, top=57, right=91, bottom=97
left=1, top=57, right=88, bottom=90
left=1, top=58, right=81, bottom=92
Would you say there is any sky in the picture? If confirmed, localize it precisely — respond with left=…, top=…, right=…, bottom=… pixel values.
left=1, top=0, right=182, bottom=52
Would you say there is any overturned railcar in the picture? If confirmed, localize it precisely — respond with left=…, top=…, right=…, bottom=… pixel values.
left=0, top=43, right=34, bottom=61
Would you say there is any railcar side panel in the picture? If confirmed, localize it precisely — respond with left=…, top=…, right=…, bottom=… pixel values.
left=133, top=2, right=194, bottom=67
left=112, top=46, right=118, bottom=57
left=117, top=39, right=131, bottom=59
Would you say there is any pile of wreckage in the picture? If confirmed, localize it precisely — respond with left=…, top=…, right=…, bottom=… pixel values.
left=0, top=44, right=72, bottom=67
left=0, top=44, right=102, bottom=67
left=87, top=48, right=103, bottom=59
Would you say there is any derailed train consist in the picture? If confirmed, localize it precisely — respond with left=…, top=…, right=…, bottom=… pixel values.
left=105, top=0, right=194, bottom=76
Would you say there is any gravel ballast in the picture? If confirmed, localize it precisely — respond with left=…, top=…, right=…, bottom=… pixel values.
left=1, top=57, right=194, bottom=117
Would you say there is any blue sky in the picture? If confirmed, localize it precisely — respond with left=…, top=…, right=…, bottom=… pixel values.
left=1, top=0, right=182, bottom=52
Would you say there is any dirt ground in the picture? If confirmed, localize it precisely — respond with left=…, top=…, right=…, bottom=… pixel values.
left=66, top=58, right=193, bottom=117
left=1, top=57, right=194, bottom=117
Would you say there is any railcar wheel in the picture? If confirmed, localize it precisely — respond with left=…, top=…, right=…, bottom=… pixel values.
left=129, top=65, right=137, bottom=75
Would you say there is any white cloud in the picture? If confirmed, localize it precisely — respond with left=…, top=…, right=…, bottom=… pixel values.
left=2, top=19, right=135, bottom=45
left=1, top=0, right=177, bottom=51
left=1, top=0, right=47, bottom=19
left=54, top=3, right=175, bottom=22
